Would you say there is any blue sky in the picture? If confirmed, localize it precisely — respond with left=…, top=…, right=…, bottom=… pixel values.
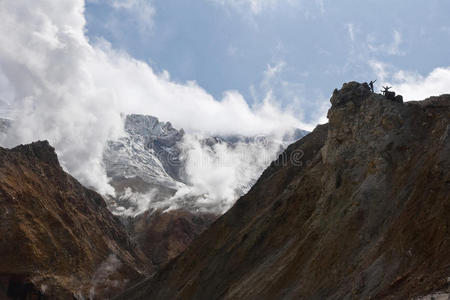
left=85, top=0, right=450, bottom=123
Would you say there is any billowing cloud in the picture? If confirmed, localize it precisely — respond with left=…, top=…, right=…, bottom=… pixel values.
left=175, top=133, right=285, bottom=212
left=393, top=67, right=450, bottom=100
left=0, top=0, right=305, bottom=195
left=369, top=59, right=450, bottom=100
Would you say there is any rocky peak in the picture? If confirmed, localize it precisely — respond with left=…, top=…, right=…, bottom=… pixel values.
left=325, top=82, right=407, bottom=157
left=330, top=81, right=372, bottom=107
left=10, top=140, right=60, bottom=167
left=0, top=141, right=152, bottom=299
left=124, top=114, right=184, bottom=145
left=115, top=83, right=450, bottom=300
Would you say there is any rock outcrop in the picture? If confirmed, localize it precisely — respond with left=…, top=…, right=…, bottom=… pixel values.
left=116, top=82, right=450, bottom=299
left=0, top=141, right=152, bottom=299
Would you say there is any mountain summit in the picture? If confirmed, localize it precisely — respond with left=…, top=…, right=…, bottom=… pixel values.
left=116, top=82, right=450, bottom=299
left=0, top=141, right=151, bottom=299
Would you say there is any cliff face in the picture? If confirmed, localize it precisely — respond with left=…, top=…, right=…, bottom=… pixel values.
left=116, top=82, right=450, bottom=300
left=0, top=141, right=152, bottom=299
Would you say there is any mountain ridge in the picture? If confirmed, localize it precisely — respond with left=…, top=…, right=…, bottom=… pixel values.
left=115, top=82, right=450, bottom=300
left=0, top=140, right=152, bottom=299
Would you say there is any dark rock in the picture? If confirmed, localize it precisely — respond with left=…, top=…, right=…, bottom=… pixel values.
left=115, top=83, right=450, bottom=300
left=128, top=209, right=217, bottom=266
left=394, top=94, right=403, bottom=103
left=0, top=142, right=153, bottom=299
left=330, top=81, right=371, bottom=107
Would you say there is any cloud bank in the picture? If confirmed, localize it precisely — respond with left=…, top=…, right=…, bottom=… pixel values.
left=0, top=0, right=304, bottom=195
left=369, top=60, right=450, bottom=100
left=392, top=67, right=450, bottom=100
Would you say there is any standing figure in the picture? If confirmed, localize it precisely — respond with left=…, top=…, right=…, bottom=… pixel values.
left=381, top=86, right=392, bottom=96
left=369, top=80, right=377, bottom=93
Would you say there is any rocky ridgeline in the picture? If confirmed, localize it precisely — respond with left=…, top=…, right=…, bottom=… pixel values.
left=116, top=82, right=450, bottom=299
left=0, top=141, right=152, bottom=299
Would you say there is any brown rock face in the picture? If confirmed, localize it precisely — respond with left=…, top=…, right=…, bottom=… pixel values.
left=128, top=210, right=217, bottom=266
left=116, top=82, right=450, bottom=300
left=0, top=141, right=152, bottom=299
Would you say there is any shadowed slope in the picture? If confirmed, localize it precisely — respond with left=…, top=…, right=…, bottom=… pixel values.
left=0, top=141, right=152, bottom=299
left=116, top=82, right=450, bottom=300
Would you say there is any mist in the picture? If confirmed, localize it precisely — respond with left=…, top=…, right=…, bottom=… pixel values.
left=0, top=0, right=312, bottom=196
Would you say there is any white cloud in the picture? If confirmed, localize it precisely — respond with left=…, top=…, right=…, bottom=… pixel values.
left=0, top=0, right=306, bottom=196
left=367, top=30, right=404, bottom=56
left=347, top=23, right=355, bottom=43
left=263, top=61, right=286, bottom=83
left=112, top=0, right=155, bottom=32
left=369, top=59, right=450, bottom=100
left=390, top=30, right=403, bottom=55
left=393, top=67, right=450, bottom=100
left=369, top=59, right=391, bottom=82
left=316, top=0, right=325, bottom=15
left=179, top=133, right=283, bottom=212
left=209, top=0, right=300, bottom=15
left=87, top=0, right=155, bottom=35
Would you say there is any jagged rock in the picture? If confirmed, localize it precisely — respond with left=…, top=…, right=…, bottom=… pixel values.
left=115, top=83, right=450, bottom=300
left=330, top=81, right=372, bottom=106
left=0, top=141, right=152, bottom=299
left=395, top=94, right=404, bottom=103
left=104, top=114, right=185, bottom=194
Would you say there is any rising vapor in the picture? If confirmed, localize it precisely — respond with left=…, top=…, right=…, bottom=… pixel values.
left=0, top=0, right=305, bottom=195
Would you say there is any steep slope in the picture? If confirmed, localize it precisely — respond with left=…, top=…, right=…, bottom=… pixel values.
left=104, top=114, right=307, bottom=215
left=0, top=141, right=152, bottom=299
left=104, top=114, right=307, bottom=267
left=128, top=209, right=216, bottom=266
left=116, top=82, right=450, bottom=300
left=104, top=114, right=185, bottom=201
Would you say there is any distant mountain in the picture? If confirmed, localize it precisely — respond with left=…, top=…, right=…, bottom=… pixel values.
left=103, top=114, right=185, bottom=214
left=116, top=83, right=450, bottom=300
left=103, top=114, right=308, bottom=216
left=103, top=114, right=308, bottom=267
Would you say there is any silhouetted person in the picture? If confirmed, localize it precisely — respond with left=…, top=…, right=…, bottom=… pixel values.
left=381, top=86, right=392, bottom=96
left=369, top=80, right=376, bottom=93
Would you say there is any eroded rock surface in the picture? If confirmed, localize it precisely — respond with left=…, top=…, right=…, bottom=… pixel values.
left=116, top=82, right=450, bottom=300
left=0, top=141, right=152, bottom=299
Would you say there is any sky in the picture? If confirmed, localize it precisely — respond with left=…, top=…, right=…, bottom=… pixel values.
left=0, top=0, right=449, bottom=195
left=85, top=0, right=450, bottom=122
